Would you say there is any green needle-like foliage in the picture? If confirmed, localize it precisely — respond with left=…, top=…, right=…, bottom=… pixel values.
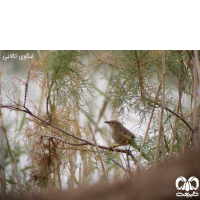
left=43, top=50, right=90, bottom=112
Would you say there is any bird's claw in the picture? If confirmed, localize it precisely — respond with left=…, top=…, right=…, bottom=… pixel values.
left=109, top=144, right=121, bottom=151
left=109, top=146, right=115, bottom=151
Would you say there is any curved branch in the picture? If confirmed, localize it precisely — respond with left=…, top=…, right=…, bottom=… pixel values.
left=148, top=102, right=194, bottom=134
left=104, top=152, right=130, bottom=173
left=39, top=134, right=88, bottom=146
left=164, top=106, right=194, bottom=134
left=0, top=104, right=137, bottom=160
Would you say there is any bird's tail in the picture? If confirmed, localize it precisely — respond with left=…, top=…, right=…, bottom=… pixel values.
left=130, top=139, right=149, bottom=161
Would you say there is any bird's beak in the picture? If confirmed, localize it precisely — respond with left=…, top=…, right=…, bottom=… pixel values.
left=104, top=121, right=110, bottom=124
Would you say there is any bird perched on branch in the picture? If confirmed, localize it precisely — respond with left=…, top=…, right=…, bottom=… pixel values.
left=104, top=120, right=149, bottom=161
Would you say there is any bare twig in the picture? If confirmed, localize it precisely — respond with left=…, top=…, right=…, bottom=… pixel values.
left=126, top=150, right=137, bottom=166
left=1, top=126, right=25, bottom=194
left=136, top=82, right=162, bottom=172
left=46, top=78, right=54, bottom=122
left=89, top=124, right=107, bottom=179
left=155, top=51, right=166, bottom=165
left=126, top=150, right=131, bottom=172
left=24, top=65, right=33, bottom=107
left=169, top=100, right=180, bottom=158
left=194, top=50, right=200, bottom=83
left=164, top=106, right=194, bottom=133
left=135, top=50, right=145, bottom=96
left=40, top=134, right=88, bottom=146
left=192, top=51, right=198, bottom=148
left=104, top=152, right=129, bottom=173
left=148, top=102, right=194, bottom=134
left=0, top=104, right=143, bottom=160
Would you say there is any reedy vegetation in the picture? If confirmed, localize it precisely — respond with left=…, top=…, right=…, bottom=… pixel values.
left=0, top=50, right=199, bottom=197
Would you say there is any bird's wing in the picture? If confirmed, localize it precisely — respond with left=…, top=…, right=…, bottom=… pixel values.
left=122, top=127, right=136, bottom=139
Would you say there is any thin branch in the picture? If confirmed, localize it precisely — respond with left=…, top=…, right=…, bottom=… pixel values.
left=89, top=124, right=107, bottom=179
left=1, top=126, right=25, bottom=194
left=46, top=76, right=54, bottom=122
left=194, top=50, right=200, bottom=83
left=135, top=50, right=144, bottom=97
left=155, top=51, right=166, bottom=165
left=126, top=150, right=137, bottom=165
left=164, top=106, right=194, bottom=133
left=148, top=103, right=194, bottom=134
left=192, top=51, right=198, bottom=148
left=104, top=152, right=129, bottom=173
left=39, top=134, right=88, bottom=146
left=136, top=82, right=162, bottom=172
left=24, top=65, right=33, bottom=107
left=0, top=104, right=147, bottom=161
left=126, top=150, right=131, bottom=172
left=169, top=97, right=181, bottom=158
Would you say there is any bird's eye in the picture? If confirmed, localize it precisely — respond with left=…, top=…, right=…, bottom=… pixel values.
left=111, top=122, right=113, bottom=124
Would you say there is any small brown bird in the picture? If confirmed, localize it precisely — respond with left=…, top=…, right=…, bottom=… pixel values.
left=104, top=120, right=149, bottom=161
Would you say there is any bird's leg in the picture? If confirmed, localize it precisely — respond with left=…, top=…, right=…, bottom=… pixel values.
left=125, top=146, right=131, bottom=154
left=126, top=149, right=131, bottom=172
left=109, top=144, right=121, bottom=150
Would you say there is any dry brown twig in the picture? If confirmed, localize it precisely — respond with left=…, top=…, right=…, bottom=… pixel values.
left=89, top=124, right=108, bottom=179
left=0, top=102, right=138, bottom=166
left=154, top=51, right=166, bottom=165
left=104, top=152, right=130, bottom=174
left=1, top=67, right=139, bottom=165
